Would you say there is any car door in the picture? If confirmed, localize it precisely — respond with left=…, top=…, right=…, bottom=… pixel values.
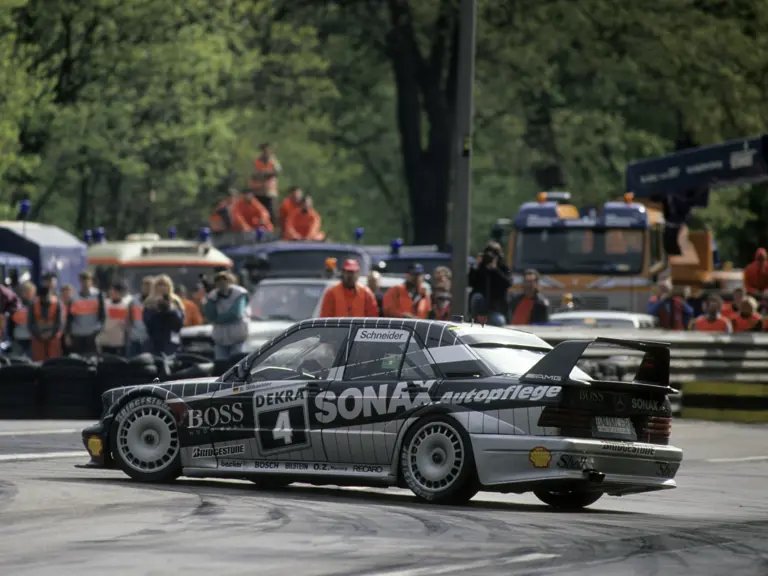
left=209, top=325, right=350, bottom=471
left=314, top=326, right=437, bottom=469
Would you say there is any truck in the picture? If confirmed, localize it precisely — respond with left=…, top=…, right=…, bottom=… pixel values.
left=493, top=136, right=766, bottom=312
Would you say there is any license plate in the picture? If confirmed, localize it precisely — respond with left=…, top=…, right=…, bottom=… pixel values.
left=594, top=416, right=634, bottom=437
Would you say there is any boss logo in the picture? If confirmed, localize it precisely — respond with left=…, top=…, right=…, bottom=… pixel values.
left=188, top=403, right=244, bottom=428
left=579, top=390, right=604, bottom=402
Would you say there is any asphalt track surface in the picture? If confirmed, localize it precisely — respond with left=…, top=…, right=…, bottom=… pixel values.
left=0, top=420, right=767, bottom=576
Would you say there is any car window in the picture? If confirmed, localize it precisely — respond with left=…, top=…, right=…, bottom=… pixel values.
left=250, top=282, right=329, bottom=321
left=399, top=336, right=437, bottom=380
left=249, top=326, right=349, bottom=381
left=344, top=327, right=411, bottom=381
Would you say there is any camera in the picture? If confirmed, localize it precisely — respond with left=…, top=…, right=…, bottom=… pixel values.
left=481, top=250, right=496, bottom=266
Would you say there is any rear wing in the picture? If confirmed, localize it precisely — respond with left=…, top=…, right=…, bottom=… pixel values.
left=519, top=337, right=672, bottom=392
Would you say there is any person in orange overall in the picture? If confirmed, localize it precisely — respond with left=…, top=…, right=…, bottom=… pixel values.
left=732, top=296, right=762, bottom=332
left=177, top=285, right=204, bottom=327
left=279, top=186, right=303, bottom=232
left=382, top=263, right=431, bottom=319
left=744, top=248, right=768, bottom=298
left=283, top=195, right=326, bottom=241
left=720, top=287, right=744, bottom=322
left=232, top=190, right=274, bottom=233
left=28, top=278, right=63, bottom=361
left=319, top=259, right=379, bottom=318
left=209, top=189, right=239, bottom=232
left=691, top=294, right=732, bottom=333
left=248, top=143, right=281, bottom=222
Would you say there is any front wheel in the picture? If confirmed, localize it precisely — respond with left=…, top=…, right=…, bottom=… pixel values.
left=111, top=396, right=182, bottom=482
left=400, top=415, right=479, bottom=504
left=534, top=489, right=603, bottom=510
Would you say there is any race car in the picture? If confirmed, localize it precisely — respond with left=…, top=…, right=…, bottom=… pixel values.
left=79, top=318, right=683, bottom=509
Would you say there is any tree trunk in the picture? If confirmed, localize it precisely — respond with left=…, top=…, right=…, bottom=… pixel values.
left=523, top=96, right=566, bottom=190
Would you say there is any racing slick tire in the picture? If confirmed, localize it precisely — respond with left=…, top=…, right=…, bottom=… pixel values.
left=533, top=489, right=603, bottom=510
left=400, top=415, right=479, bottom=505
left=110, top=396, right=182, bottom=483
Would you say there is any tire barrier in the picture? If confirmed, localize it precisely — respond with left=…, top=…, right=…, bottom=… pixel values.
left=521, top=326, right=768, bottom=423
left=0, top=352, right=246, bottom=420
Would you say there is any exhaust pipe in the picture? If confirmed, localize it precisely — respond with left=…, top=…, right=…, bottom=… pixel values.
left=583, top=469, right=605, bottom=483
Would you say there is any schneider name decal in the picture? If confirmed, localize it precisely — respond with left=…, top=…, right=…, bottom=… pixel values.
left=439, top=384, right=562, bottom=404
left=355, top=328, right=409, bottom=342
left=191, top=444, right=245, bottom=458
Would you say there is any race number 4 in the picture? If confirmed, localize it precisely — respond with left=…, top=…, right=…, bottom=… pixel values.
left=253, top=385, right=312, bottom=455
left=273, top=410, right=293, bottom=444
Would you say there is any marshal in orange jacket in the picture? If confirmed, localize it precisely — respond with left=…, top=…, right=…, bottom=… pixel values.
left=691, top=314, right=732, bottom=333
left=382, top=284, right=431, bottom=319
left=283, top=207, right=325, bottom=241
left=319, top=283, right=379, bottom=318
left=232, top=196, right=274, bottom=232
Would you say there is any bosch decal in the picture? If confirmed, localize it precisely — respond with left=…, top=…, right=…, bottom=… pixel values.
left=188, top=403, right=244, bottom=428
left=601, top=442, right=655, bottom=456
left=254, top=461, right=280, bottom=470
left=439, top=384, right=561, bottom=405
left=315, top=381, right=436, bottom=424
left=191, top=444, right=245, bottom=458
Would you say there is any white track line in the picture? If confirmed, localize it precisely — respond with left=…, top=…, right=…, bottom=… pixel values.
left=367, top=553, right=559, bottom=576
left=0, top=429, right=78, bottom=437
left=705, top=455, right=768, bottom=463
left=0, top=451, right=85, bottom=462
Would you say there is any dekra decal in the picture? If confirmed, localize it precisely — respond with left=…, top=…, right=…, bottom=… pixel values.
left=255, top=388, right=305, bottom=408
left=438, top=384, right=561, bottom=405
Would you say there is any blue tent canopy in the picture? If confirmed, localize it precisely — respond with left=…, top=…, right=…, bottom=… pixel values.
left=0, top=251, right=32, bottom=269
left=0, top=221, right=87, bottom=287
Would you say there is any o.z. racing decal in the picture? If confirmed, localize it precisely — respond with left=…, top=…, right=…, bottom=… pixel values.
left=253, top=383, right=313, bottom=455
left=314, top=380, right=437, bottom=427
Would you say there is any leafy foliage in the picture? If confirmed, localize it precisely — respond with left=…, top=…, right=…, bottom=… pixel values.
left=1, top=0, right=767, bottom=262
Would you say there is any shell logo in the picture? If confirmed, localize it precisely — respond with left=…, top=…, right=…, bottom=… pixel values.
left=529, top=446, right=552, bottom=468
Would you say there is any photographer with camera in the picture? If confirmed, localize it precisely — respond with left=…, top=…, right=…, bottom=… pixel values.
left=142, top=274, right=185, bottom=356
left=468, top=242, right=512, bottom=326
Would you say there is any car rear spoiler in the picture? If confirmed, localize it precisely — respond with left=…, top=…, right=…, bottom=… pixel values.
left=519, top=337, right=673, bottom=392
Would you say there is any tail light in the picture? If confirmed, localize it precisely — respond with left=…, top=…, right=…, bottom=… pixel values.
left=637, top=416, right=671, bottom=445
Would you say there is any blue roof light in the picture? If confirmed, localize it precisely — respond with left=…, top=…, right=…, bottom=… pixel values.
left=94, top=227, right=106, bottom=243
left=390, top=238, right=403, bottom=255
left=83, top=230, right=93, bottom=244
left=168, top=226, right=177, bottom=239
left=255, top=226, right=265, bottom=241
left=354, top=227, right=364, bottom=242
left=199, top=226, right=211, bottom=242
left=18, top=199, right=31, bottom=218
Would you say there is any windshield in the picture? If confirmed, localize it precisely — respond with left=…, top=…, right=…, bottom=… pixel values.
left=237, top=249, right=367, bottom=275
left=250, top=281, right=328, bottom=321
left=376, top=257, right=451, bottom=275
left=551, top=317, right=636, bottom=328
left=94, top=265, right=224, bottom=294
left=513, top=229, right=644, bottom=274
left=471, top=345, right=592, bottom=381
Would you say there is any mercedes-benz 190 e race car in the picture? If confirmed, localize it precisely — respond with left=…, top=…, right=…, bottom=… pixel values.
left=79, top=318, right=682, bottom=509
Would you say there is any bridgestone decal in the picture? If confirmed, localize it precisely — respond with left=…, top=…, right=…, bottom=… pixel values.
left=601, top=442, right=655, bottom=456
left=191, top=444, right=245, bottom=458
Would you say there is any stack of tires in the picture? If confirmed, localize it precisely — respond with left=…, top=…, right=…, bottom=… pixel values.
left=40, top=356, right=98, bottom=419
left=0, top=356, right=40, bottom=419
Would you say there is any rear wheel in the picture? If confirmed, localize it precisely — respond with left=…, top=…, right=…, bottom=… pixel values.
left=534, top=489, right=603, bottom=510
left=400, top=415, right=478, bottom=504
left=111, top=396, right=182, bottom=483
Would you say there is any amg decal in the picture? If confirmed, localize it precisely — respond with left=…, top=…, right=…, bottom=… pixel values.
left=439, top=385, right=561, bottom=405
left=188, top=403, right=244, bottom=428
left=191, top=444, right=245, bottom=458
left=255, top=388, right=306, bottom=408
left=314, top=381, right=436, bottom=424
left=526, top=374, right=562, bottom=382
left=601, top=442, right=655, bottom=456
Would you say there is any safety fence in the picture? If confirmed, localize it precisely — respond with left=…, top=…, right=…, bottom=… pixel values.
left=0, top=352, right=246, bottom=420
left=519, top=326, right=768, bottom=423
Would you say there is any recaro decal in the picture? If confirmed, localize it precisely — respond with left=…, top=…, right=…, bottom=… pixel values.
left=315, top=380, right=437, bottom=424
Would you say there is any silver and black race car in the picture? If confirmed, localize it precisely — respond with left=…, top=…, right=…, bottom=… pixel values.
left=79, top=318, right=683, bottom=509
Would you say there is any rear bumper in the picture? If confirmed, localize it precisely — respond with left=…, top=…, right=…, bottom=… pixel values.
left=470, top=434, right=683, bottom=495
left=79, top=421, right=114, bottom=469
